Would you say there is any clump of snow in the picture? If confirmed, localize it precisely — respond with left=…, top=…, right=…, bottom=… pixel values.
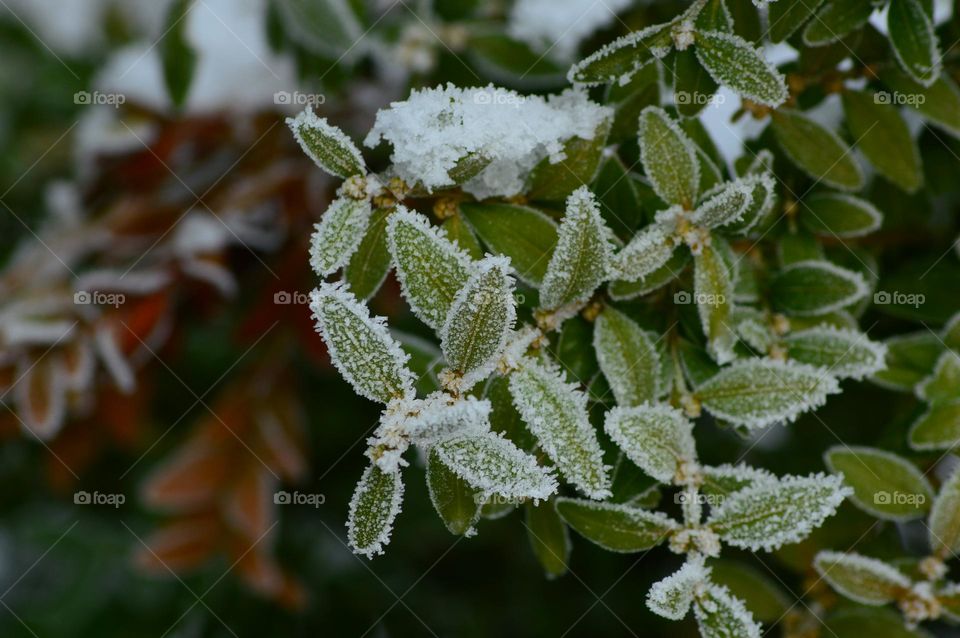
left=364, top=84, right=611, bottom=198
left=507, top=0, right=632, bottom=60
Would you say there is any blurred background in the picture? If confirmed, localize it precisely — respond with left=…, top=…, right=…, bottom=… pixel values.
left=0, top=0, right=958, bottom=636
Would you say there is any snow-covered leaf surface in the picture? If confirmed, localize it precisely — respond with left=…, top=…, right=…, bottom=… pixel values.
left=593, top=307, right=660, bottom=407
left=637, top=107, right=699, bottom=208
left=287, top=109, right=366, bottom=178
left=309, top=197, right=372, bottom=277
left=693, top=583, right=762, bottom=638
left=347, top=464, right=404, bottom=558
left=604, top=404, right=696, bottom=484
left=647, top=558, right=710, bottom=620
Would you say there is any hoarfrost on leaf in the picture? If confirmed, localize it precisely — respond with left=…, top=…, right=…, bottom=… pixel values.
left=309, top=197, right=372, bottom=277
left=693, top=583, right=762, bottom=638
left=701, top=463, right=776, bottom=496
left=784, top=326, right=888, bottom=380
left=567, top=22, right=674, bottom=86
left=693, top=30, right=788, bottom=107
left=347, top=464, right=404, bottom=558
left=814, top=551, right=910, bottom=605
left=287, top=109, right=366, bottom=179
left=593, top=306, right=660, bottom=407
left=604, top=404, right=696, bottom=485
left=637, top=106, right=699, bottom=208
left=404, top=393, right=492, bottom=446
left=310, top=282, right=415, bottom=404
left=607, top=221, right=677, bottom=282
left=647, top=557, right=710, bottom=620
left=509, top=358, right=611, bottom=499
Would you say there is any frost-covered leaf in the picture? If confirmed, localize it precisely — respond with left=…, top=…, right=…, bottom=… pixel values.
left=647, top=558, right=710, bottom=620
left=345, top=207, right=392, bottom=300
left=525, top=500, right=570, bottom=579
left=768, top=0, right=826, bottom=43
left=693, top=583, right=762, bottom=638
left=309, top=197, right=372, bottom=277
left=554, top=497, right=677, bottom=552
left=405, top=394, right=491, bottom=445
left=310, top=283, right=414, bottom=404
left=707, top=473, right=850, bottom=551
left=461, top=203, right=558, bottom=286
left=593, top=307, right=660, bottom=407
left=770, top=260, right=869, bottom=316
left=526, top=117, right=611, bottom=202
left=784, top=326, right=887, bottom=379
left=608, top=247, right=690, bottom=300
left=843, top=90, right=922, bottom=193
left=693, top=243, right=737, bottom=364
left=721, top=173, right=777, bottom=237
left=638, top=107, right=699, bottom=208
left=387, top=206, right=475, bottom=330
left=347, top=464, right=404, bottom=558
left=674, top=48, right=719, bottom=118
left=824, top=446, right=932, bottom=521
left=509, top=359, right=611, bottom=498
left=693, top=174, right=772, bottom=230
left=813, top=551, right=910, bottom=604
left=538, top=187, right=613, bottom=312
left=694, top=31, right=788, bottom=107
left=427, top=448, right=482, bottom=536
left=888, top=0, right=941, bottom=88
left=696, top=359, right=841, bottom=428
left=432, top=431, right=558, bottom=501
left=701, top=464, right=776, bottom=496
left=916, top=352, right=960, bottom=405
left=771, top=109, right=864, bottom=191
left=929, top=466, right=960, bottom=557
left=287, top=109, right=366, bottom=179
left=879, top=67, right=960, bottom=139
left=604, top=404, right=696, bottom=484
left=709, top=560, right=792, bottom=623
left=608, top=222, right=678, bottom=283
left=568, top=22, right=674, bottom=86
left=802, top=0, right=875, bottom=46
left=800, top=193, right=883, bottom=238
left=440, top=256, right=516, bottom=391
left=944, top=313, right=960, bottom=350
left=872, top=332, right=944, bottom=392
left=908, top=402, right=960, bottom=451
left=441, top=213, right=484, bottom=259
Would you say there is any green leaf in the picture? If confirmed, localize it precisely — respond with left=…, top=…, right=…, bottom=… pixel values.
left=345, top=207, right=392, bottom=300
left=592, top=156, right=643, bottom=239
left=486, top=375, right=536, bottom=450
left=509, top=359, right=611, bottom=499
left=842, top=90, right=922, bottom=192
left=944, top=313, right=960, bottom=350
left=604, top=404, right=696, bottom=484
left=440, top=257, right=516, bottom=391
left=701, top=464, right=775, bottom=497
left=387, top=207, right=475, bottom=331
left=525, top=500, right=570, bottom=579
left=431, top=432, right=558, bottom=501
left=647, top=559, right=710, bottom=620
left=311, top=283, right=415, bottom=404
left=929, top=466, right=960, bottom=557
left=608, top=248, right=691, bottom=300
left=693, top=584, right=761, bottom=638
left=777, top=231, right=824, bottom=266
left=695, top=359, right=841, bottom=428
left=607, top=63, right=662, bottom=142
left=287, top=109, right=366, bottom=179
left=674, top=49, right=719, bottom=118
left=770, top=260, right=868, bottom=316
left=526, top=119, right=611, bottom=202
left=275, top=0, right=362, bottom=59
left=908, top=401, right=960, bottom=450
left=800, top=192, right=882, bottom=238
left=427, top=449, right=482, bottom=535
left=888, top=0, right=941, bottom=87
left=568, top=22, right=674, bottom=86
left=309, top=197, right=372, bottom=277
left=916, top=352, right=960, bottom=405
left=608, top=221, right=679, bottom=283
left=638, top=107, right=700, bottom=208
left=707, top=472, right=850, bottom=550
left=347, top=464, right=404, bottom=558
left=721, top=172, right=778, bottom=237
left=461, top=203, right=558, bottom=286
left=538, top=187, right=613, bottom=313
left=784, top=326, right=887, bottom=379
left=694, top=31, right=788, bottom=107
left=441, top=214, right=484, bottom=260
left=771, top=109, right=864, bottom=191
left=593, top=307, right=660, bottom=407
left=878, top=66, right=960, bottom=138
left=768, top=0, right=826, bottom=43
left=693, top=174, right=774, bottom=230
left=554, top=498, right=677, bottom=552
left=802, top=0, right=876, bottom=46
left=824, top=446, right=932, bottom=520
left=813, top=551, right=910, bottom=604
left=693, top=243, right=737, bottom=363
left=160, top=0, right=197, bottom=109
left=709, top=560, right=792, bottom=623
left=872, top=331, right=944, bottom=392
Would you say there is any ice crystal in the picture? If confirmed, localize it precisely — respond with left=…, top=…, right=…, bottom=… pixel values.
left=347, top=464, right=404, bottom=558
left=647, top=558, right=710, bottom=620
left=404, top=394, right=492, bottom=446
left=309, top=197, right=372, bottom=277
left=814, top=551, right=910, bottom=605
left=707, top=473, right=851, bottom=551
left=509, top=358, right=611, bottom=499
left=364, top=84, right=611, bottom=198
left=287, top=109, right=366, bottom=179
left=604, top=404, right=696, bottom=485
left=386, top=206, right=476, bottom=331
left=431, top=431, right=558, bottom=501
left=539, top=187, right=613, bottom=313
left=310, top=282, right=415, bottom=404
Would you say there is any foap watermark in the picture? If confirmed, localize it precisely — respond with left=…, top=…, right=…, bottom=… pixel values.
left=874, top=490, right=926, bottom=508
left=473, top=493, right=525, bottom=506
left=74, top=490, right=126, bottom=508
left=674, top=491, right=725, bottom=507
left=274, top=490, right=326, bottom=507
left=874, top=290, right=925, bottom=308
left=274, top=91, right=326, bottom=107
left=674, top=290, right=726, bottom=306
left=675, top=91, right=725, bottom=108
left=874, top=91, right=926, bottom=107
left=74, top=91, right=126, bottom=108
left=473, top=91, right=525, bottom=107
left=74, top=290, right=125, bottom=308
left=274, top=290, right=310, bottom=305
